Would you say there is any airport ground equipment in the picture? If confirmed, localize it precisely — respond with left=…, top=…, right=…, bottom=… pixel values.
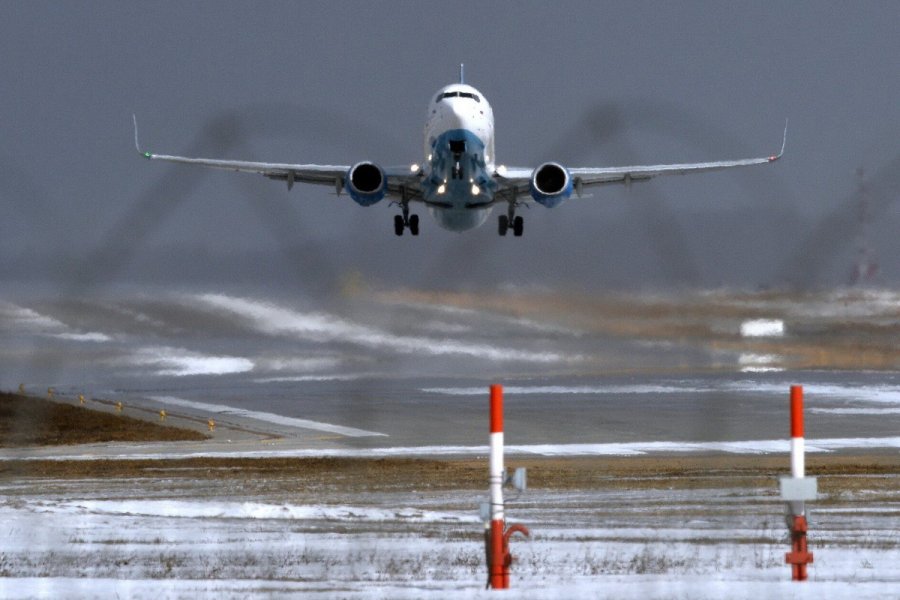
left=780, top=385, right=816, bottom=581
left=482, top=384, right=529, bottom=590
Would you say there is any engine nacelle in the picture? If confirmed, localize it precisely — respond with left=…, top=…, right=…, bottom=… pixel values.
left=529, top=162, right=573, bottom=208
left=346, top=162, right=387, bottom=206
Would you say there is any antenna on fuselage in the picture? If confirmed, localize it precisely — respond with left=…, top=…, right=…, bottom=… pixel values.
left=459, top=63, right=465, bottom=84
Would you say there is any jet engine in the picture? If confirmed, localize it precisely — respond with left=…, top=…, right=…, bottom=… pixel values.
left=346, top=162, right=387, bottom=206
left=529, top=162, right=573, bottom=208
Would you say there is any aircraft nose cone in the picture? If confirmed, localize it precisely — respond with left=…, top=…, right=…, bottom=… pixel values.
left=447, top=101, right=473, bottom=129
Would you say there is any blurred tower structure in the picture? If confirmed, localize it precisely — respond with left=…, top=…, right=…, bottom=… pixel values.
left=849, top=167, right=880, bottom=286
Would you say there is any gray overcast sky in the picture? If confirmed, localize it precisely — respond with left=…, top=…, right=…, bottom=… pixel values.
left=2, top=2, right=899, bottom=292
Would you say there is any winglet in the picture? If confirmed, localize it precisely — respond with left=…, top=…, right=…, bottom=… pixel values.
left=769, top=118, right=788, bottom=162
left=132, top=114, right=152, bottom=158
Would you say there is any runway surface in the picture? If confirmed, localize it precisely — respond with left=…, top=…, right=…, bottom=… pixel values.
left=3, top=286, right=900, bottom=458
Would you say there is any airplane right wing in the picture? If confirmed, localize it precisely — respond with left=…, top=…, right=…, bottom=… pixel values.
left=495, top=121, right=787, bottom=198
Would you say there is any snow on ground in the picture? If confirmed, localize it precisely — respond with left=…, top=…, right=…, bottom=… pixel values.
left=1, top=475, right=897, bottom=599
left=5, top=436, right=900, bottom=462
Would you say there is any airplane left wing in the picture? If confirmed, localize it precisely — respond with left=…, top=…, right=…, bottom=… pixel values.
left=133, top=116, right=353, bottom=190
left=134, top=116, right=426, bottom=199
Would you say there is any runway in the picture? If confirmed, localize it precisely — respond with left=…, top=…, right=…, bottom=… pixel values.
left=6, top=371, right=900, bottom=462
left=3, top=286, right=900, bottom=462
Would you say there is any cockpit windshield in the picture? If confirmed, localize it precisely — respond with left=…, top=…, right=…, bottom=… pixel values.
left=436, top=91, right=480, bottom=103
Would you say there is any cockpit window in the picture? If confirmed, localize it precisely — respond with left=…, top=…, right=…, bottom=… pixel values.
left=437, top=91, right=480, bottom=103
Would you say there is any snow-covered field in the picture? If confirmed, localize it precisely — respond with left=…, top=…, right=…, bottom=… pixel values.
left=2, top=468, right=898, bottom=599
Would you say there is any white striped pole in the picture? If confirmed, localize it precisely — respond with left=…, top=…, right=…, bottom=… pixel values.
left=785, top=384, right=814, bottom=581
left=790, top=384, right=806, bottom=519
left=790, top=385, right=805, bottom=480
left=489, top=384, right=505, bottom=589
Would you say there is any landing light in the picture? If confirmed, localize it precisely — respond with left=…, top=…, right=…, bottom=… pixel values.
left=471, top=184, right=480, bottom=196
left=410, top=163, right=420, bottom=173
left=437, top=183, right=446, bottom=194
left=497, top=165, right=507, bottom=176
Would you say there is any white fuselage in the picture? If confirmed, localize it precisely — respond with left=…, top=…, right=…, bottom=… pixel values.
left=421, top=84, right=497, bottom=231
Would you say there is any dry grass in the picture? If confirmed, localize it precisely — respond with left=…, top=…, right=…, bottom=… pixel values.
left=3, top=453, right=897, bottom=498
left=0, top=392, right=207, bottom=447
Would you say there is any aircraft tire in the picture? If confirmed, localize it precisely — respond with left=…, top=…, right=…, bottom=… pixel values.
left=498, top=215, right=509, bottom=236
left=394, top=215, right=404, bottom=236
left=409, top=214, right=420, bottom=236
left=513, top=216, right=524, bottom=237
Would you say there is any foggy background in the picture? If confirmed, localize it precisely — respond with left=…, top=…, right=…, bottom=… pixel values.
left=1, top=1, right=899, bottom=295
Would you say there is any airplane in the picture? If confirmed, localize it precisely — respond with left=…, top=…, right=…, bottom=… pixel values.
left=134, top=65, right=786, bottom=237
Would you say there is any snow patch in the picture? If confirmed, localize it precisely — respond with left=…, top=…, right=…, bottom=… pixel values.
left=740, top=319, right=784, bottom=338
left=118, top=347, right=254, bottom=376
left=191, top=293, right=574, bottom=364
left=0, top=302, right=67, bottom=332
left=810, top=407, right=900, bottom=415
left=738, top=353, right=784, bottom=373
left=51, top=331, right=112, bottom=342
left=423, top=384, right=705, bottom=396
left=148, top=395, right=386, bottom=438
left=44, top=500, right=478, bottom=523
left=11, top=436, right=900, bottom=461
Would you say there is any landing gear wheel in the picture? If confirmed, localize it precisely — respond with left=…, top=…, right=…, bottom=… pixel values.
left=498, top=215, right=509, bottom=236
left=409, top=214, right=420, bottom=236
left=513, top=215, right=524, bottom=237
left=394, top=215, right=404, bottom=236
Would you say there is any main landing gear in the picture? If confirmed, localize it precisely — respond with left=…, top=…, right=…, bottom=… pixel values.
left=394, top=213, right=419, bottom=236
left=497, top=215, right=523, bottom=236
left=393, top=190, right=419, bottom=236
left=498, top=203, right=524, bottom=237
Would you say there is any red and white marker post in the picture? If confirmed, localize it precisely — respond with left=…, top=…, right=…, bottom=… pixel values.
left=485, top=384, right=529, bottom=590
left=780, top=385, right=817, bottom=581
